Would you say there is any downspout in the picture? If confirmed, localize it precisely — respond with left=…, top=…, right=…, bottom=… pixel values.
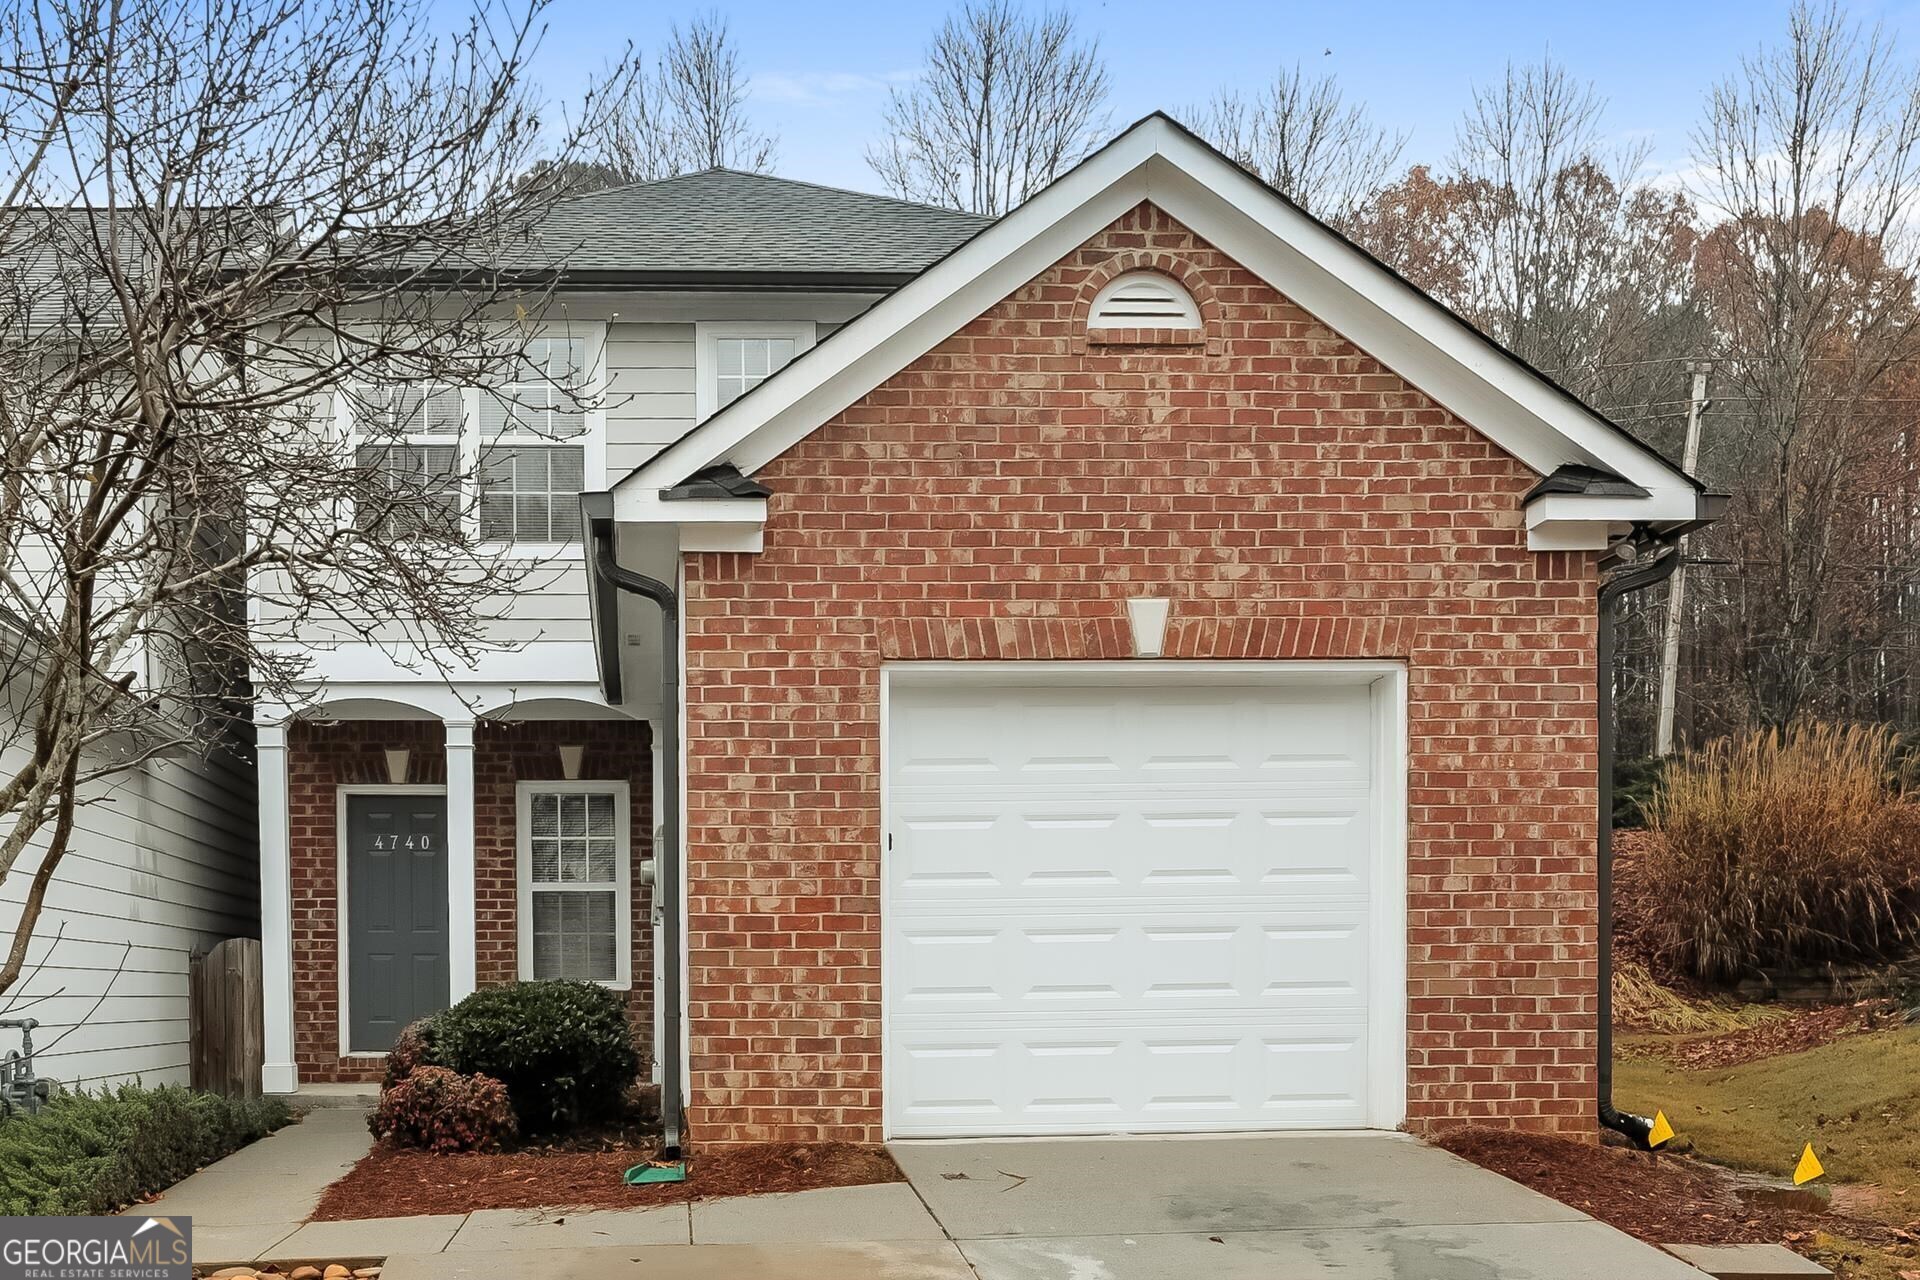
left=587, top=523, right=686, bottom=1160
left=1595, top=536, right=1681, bottom=1148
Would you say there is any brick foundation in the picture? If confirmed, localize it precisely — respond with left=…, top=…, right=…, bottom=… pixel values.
left=289, top=717, right=654, bottom=1083
left=680, top=203, right=1600, bottom=1144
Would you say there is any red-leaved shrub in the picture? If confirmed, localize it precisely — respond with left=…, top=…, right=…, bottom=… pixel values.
left=369, top=1066, right=516, bottom=1153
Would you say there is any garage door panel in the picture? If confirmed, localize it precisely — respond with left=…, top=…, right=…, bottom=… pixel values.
left=892, top=685, right=1373, bottom=793
left=891, top=1022, right=1372, bottom=1136
left=891, top=800, right=1371, bottom=901
left=886, top=675, right=1391, bottom=1137
left=893, top=908, right=1371, bottom=1016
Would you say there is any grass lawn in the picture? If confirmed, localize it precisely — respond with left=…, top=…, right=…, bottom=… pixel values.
left=1617, top=1025, right=1920, bottom=1192
left=1618, top=1024, right=1920, bottom=1280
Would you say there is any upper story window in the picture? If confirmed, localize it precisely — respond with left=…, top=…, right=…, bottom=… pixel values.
left=1088, top=272, right=1202, bottom=331
left=695, top=321, right=815, bottom=421
left=347, top=332, right=599, bottom=546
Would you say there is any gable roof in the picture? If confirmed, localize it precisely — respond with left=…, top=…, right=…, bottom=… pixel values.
left=518, top=169, right=992, bottom=287
left=605, top=114, right=1718, bottom=553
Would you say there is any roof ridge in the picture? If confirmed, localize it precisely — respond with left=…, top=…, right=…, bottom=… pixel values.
left=558, top=167, right=993, bottom=222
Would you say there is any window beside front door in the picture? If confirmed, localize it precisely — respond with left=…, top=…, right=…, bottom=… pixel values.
left=515, top=781, right=631, bottom=988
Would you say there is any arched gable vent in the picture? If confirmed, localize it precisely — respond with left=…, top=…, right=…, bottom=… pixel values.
left=1088, top=271, right=1202, bottom=330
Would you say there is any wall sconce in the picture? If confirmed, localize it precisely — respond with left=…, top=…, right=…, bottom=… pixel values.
left=383, top=748, right=410, bottom=785
left=559, top=744, right=585, bottom=780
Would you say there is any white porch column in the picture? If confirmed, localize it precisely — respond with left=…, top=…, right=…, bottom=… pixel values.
left=444, top=718, right=477, bottom=1000
left=256, top=718, right=298, bottom=1095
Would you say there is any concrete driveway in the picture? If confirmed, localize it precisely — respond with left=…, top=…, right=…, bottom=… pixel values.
left=891, top=1133, right=1704, bottom=1280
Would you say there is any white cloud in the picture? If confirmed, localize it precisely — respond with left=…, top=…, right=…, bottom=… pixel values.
left=752, top=68, right=920, bottom=106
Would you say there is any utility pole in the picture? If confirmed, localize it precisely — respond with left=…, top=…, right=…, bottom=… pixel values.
left=1655, top=362, right=1712, bottom=757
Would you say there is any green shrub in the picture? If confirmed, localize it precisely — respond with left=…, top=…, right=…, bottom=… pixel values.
left=1612, top=754, right=1669, bottom=829
left=1644, top=721, right=1920, bottom=980
left=383, top=1017, right=440, bottom=1090
left=369, top=1066, right=515, bottom=1153
left=0, top=1084, right=289, bottom=1216
left=429, top=981, right=638, bottom=1134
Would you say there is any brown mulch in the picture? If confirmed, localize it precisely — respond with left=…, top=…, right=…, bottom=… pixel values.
left=311, top=1141, right=903, bottom=1221
left=1633, top=999, right=1898, bottom=1070
left=1434, top=1128, right=1835, bottom=1248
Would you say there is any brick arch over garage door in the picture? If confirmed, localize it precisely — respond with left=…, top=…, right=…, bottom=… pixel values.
left=680, top=201, right=1598, bottom=1146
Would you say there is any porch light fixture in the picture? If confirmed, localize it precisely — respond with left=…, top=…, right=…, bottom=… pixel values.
left=383, top=748, right=410, bottom=786
left=558, top=744, right=585, bottom=780
left=1125, top=596, right=1171, bottom=658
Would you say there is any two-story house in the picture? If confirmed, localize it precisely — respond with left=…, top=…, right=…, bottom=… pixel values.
left=256, top=115, right=1718, bottom=1150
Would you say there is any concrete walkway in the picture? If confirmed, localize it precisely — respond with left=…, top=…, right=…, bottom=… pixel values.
left=138, top=1105, right=375, bottom=1263
left=891, top=1133, right=1707, bottom=1280
left=154, top=1115, right=1719, bottom=1279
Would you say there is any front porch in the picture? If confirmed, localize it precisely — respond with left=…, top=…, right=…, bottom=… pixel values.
left=255, top=693, right=658, bottom=1091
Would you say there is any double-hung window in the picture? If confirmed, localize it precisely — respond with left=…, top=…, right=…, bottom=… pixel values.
left=350, top=382, right=464, bottom=537
left=516, top=781, right=631, bottom=987
left=345, top=332, right=597, bottom=545
left=694, top=321, right=815, bottom=420
left=478, top=337, right=589, bottom=544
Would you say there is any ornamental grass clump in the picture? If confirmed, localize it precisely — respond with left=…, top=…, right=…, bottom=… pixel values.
left=1644, top=721, right=1920, bottom=981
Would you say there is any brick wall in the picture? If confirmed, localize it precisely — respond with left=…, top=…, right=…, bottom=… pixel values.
left=288, top=717, right=654, bottom=1083
left=681, top=203, right=1600, bottom=1144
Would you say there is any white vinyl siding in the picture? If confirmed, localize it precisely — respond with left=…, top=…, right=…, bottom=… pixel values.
left=516, top=782, right=630, bottom=988
left=0, top=721, right=256, bottom=1091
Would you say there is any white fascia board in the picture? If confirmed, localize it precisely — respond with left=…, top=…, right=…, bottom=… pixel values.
left=610, top=114, right=1699, bottom=538
left=1525, top=491, right=1700, bottom=530
left=1526, top=521, right=1619, bottom=552
left=1139, top=150, right=1691, bottom=492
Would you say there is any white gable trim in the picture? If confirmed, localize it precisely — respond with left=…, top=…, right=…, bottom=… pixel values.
left=610, top=115, right=1708, bottom=551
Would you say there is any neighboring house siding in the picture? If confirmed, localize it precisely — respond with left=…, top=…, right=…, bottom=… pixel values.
left=0, top=727, right=257, bottom=1090
left=680, top=203, right=1600, bottom=1144
left=287, top=718, right=654, bottom=1082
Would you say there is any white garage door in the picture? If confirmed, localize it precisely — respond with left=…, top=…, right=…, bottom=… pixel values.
left=884, top=669, right=1401, bottom=1138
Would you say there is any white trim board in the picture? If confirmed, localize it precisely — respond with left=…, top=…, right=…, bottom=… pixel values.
left=608, top=114, right=1706, bottom=551
left=876, top=660, right=1409, bottom=1138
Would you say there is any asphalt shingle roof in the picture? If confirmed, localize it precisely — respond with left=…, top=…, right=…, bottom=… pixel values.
left=528, top=169, right=993, bottom=280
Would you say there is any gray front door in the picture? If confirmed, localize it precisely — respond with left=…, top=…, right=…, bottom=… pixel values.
left=346, top=792, right=449, bottom=1053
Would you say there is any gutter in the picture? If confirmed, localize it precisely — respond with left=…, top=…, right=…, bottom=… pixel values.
left=1594, top=535, right=1683, bottom=1148
left=581, top=492, right=685, bottom=1157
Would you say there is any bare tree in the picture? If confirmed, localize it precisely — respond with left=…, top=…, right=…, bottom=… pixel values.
left=572, top=12, right=776, bottom=188
left=868, top=0, right=1109, bottom=216
left=1685, top=0, right=1920, bottom=728
left=1194, top=66, right=1405, bottom=231
left=0, top=0, right=634, bottom=992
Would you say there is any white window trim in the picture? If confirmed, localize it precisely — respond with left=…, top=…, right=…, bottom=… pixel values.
left=515, top=779, right=633, bottom=990
left=695, top=320, right=817, bottom=422
left=336, top=324, right=608, bottom=555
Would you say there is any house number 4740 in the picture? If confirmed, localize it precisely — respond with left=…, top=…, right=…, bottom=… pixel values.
left=371, top=834, right=432, bottom=850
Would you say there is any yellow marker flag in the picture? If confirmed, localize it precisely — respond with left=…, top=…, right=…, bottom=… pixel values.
left=1647, top=1111, right=1674, bottom=1148
left=1793, top=1143, right=1824, bottom=1185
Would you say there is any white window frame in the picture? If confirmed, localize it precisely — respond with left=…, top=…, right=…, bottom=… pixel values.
left=336, top=324, right=608, bottom=553
left=515, top=779, right=633, bottom=990
left=695, top=320, right=816, bottom=422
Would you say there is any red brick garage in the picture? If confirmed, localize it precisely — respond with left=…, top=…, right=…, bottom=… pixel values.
left=598, top=115, right=1712, bottom=1147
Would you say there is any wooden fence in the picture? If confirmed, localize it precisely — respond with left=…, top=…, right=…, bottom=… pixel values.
left=189, top=937, right=263, bottom=1098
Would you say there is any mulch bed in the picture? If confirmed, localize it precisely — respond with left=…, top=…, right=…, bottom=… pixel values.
left=1435, top=1128, right=1835, bottom=1248
left=1631, top=1000, right=1898, bottom=1071
left=311, top=1141, right=902, bottom=1220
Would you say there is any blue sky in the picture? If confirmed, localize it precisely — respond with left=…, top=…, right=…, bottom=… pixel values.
left=525, top=0, right=1920, bottom=192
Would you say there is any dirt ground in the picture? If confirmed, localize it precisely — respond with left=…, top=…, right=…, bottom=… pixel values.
left=312, top=1141, right=903, bottom=1220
